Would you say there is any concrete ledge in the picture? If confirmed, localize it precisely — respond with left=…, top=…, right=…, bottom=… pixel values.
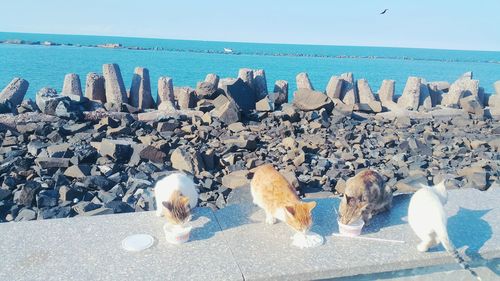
left=0, top=188, right=499, bottom=281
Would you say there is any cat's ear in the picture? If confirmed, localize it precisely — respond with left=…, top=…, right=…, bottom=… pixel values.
left=162, top=201, right=173, bottom=211
left=346, top=196, right=358, bottom=206
left=304, top=201, right=317, bottom=212
left=285, top=205, right=296, bottom=216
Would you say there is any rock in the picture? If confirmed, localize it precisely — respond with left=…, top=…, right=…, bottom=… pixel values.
left=228, top=122, right=246, bottom=133
left=223, top=137, right=257, bottom=150
left=139, top=145, right=167, bottom=164
left=98, top=139, right=133, bottom=162
left=211, top=94, right=240, bottom=124
left=129, top=67, right=154, bottom=110
left=47, top=143, right=71, bottom=157
left=36, top=190, right=58, bottom=208
left=356, top=79, right=377, bottom=103
left=429, top=81, right=450, bottom=92
left=238, top=68, right=254, bottom=89
left=397, top=77, right=422, bottom=110
left=355, top=101, right=382, bottom=113
left=339, top=72, right=358, bottom=105
left=219, top=78, right=256, bottom=112
left=13, top=181, right=40, bottom=206
left=79, top=207, right=114, bottom=216
left=442, top=78, right=480, bottom=107
left=293, top=89, right=333, bottom=111
left=272, top=80, right=288, bottom=105
left=35, top=88, right=70, bottom=115
left=105, top=201, right=134, bottom=213
left=35, top=157, right=70, bottom=168
left=64, top=165, right=91, bottom=179
left=494, top=81, right=500, bottom=96
left=378, top=80, right=395, bottom=102
left=170, top=147, right=203, bottom=174
left=0, top=189, right=11, bottom=201
left=253, top=69, right=268, bottom=99
left=334, top=179, right=346, bottom=194
left=0, top=77, right=29, bottom=107
left=83, top=176, right=115, bottom=191
left=296, top=72, right=314, bottom=90
left=196, top=81, right=217, bottom=98
left=84, top=72, right=106, bottom=103
left=174, top=86, right=196, bottom=110
left=222, top=170, right=250, bottom=189
left=14, top=208, right=36, bottom=221
left=103, top=63, right=127, bottom=110
left=460, top=95, right=484, bottom=116
left=464, top=172, right=488, bottom=190
left=157, top=76, right=176, bottom=110
left=395, top=175, right=428, bottom=193
left=255, top=96, right=273, bottom=112
left=59, top=186, right=83, bottom=202
left=326, top=76, right=342, bottom=100
left=205, top=73, right=219, bottom=88
left=61, top=73, right=83, bottom=97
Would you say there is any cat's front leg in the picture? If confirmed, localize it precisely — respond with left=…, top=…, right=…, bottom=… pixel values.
left=265, top=212, right=276, bottom=225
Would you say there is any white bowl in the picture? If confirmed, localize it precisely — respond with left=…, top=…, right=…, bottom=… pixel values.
left=163, top=224, right=192, bottom=244
left=337, top=218, right=364, bottom=237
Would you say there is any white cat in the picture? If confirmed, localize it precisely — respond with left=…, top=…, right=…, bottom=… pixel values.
left=154, top=173, right=199, bottom=225
left=408, top=180, right=452, bottom=252
left=408, top=181, right=480, bottom=280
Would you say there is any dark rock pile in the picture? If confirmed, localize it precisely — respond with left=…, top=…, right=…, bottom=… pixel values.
left=0, top=65, right=499, bottom=223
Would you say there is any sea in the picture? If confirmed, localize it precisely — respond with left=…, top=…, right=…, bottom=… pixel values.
left=1, top=32, right=500, bottom=101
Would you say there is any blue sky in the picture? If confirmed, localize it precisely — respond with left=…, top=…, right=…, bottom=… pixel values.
left=1, top=0, right=499, bottom=51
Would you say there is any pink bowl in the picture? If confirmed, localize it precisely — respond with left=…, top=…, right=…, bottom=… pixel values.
left=337, top=218, right=364, bottom=237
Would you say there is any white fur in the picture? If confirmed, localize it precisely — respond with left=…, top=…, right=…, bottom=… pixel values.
left=154, top=173, right=198, bottom=217
left=408, top=181, right=454, bottom=252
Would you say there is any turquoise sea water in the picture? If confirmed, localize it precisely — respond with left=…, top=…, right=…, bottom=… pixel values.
left=1, top=32, right=500, bottom=101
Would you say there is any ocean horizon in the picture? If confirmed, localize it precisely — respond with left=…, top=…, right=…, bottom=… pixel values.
left=1, top=31, right=500, bottom=100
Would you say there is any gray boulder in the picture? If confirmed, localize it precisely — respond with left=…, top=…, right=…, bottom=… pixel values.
left=36, top=88, right=69, bottom=115
left=271, top=80, right=288, bottom=106
left=296, top=72, right=314, bottom=90
left=339, top=72, right=358, bottom=105
left=129, top=67, right=154, bottom=110
left=293, top=89, right=333, bottom=111
left=378, top=79, right=395, bottom=103
left=157, top=76, right=176, bottom=110
left=238, top=68, right=254, bottom=89
left=211, top=94, right=240, bottom=124
left=196, top=81, right=218, bottom=99
left=205, top=73, right=220, bottom=88
left=325, top=76, right=342, bottom=100
left=219, top=78, right=256, bottom=112
left=61, top=73, right=83, bottom=97
left=253, top=69, right=268, bottom=100
left=442, top=77, right=480, bottom=107
left=85, top=73, right=105, bottom=103
left=174, top=86, right=196, bottom=110
left=256, top=96, right=273, bottom=112
left=0, top=78, right=29, bottom=107
left=103, top=63, right=127, bottom=110
left=397, top=77, right=422, bottom=110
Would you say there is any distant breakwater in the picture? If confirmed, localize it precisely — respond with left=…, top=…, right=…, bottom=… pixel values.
left=2, top=39, right=500, bottom=65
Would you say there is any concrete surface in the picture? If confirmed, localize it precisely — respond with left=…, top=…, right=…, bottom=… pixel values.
left=0, top=188, right=499, bottom=281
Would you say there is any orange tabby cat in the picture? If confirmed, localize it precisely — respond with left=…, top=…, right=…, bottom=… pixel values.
left=251, top=164, right=317, bottom=233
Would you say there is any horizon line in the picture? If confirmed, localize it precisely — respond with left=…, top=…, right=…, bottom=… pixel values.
left=1, top=30, right=500, bottom=53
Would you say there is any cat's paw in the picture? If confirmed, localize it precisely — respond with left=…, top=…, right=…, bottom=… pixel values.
left=417, top=242, right=429, bottom=252
left=265, top=216, right=276, bottom=225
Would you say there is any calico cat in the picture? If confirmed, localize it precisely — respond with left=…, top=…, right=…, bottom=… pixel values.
left=339, top=170, right=392, bottom=225
left=408, top=181, right=480, bottom=280
left=154, top=173, right=199, bottom=225
left=251, top=164, right=317, bottom=233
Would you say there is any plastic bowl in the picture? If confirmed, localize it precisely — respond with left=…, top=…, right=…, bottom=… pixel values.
left=163, top=223, right=192, bottom=244
left=337, top=218, right=364, bottom=237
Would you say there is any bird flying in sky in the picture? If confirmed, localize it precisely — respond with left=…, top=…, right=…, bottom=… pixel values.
left=380, top=9, right=388, bottom=14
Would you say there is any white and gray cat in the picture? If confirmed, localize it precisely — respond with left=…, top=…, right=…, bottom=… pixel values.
left=408, top=180, right=480, bottom=280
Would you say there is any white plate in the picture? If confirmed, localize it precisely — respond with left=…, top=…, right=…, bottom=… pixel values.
left=121, top=234, right=155, bottom=252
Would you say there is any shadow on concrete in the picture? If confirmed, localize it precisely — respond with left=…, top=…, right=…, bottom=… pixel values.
left=362, top=193, right=411, bottom=235
left=448, top=207, right=492, bottom=260
left=188, top=210, right=219, bottom=242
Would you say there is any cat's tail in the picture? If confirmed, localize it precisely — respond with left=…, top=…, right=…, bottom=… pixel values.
left=438, top=232, right=481, bottom=281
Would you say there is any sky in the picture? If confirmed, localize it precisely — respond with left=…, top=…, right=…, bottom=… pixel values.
left=0, top=0, right=499, bottom=51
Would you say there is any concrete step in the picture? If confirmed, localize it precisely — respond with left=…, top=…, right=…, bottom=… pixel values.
left=0, top=188, right=499, bottom=281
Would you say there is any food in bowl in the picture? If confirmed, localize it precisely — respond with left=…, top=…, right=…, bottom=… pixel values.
left=163, top=223, right=192, bottom=244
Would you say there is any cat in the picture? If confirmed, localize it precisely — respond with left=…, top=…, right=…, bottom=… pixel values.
left=154, top=172, right=199, bottom=225
left=408, top=180, right=481, bottom=280
left=338, top=170, right=392, bottom=225
left=251, top=164, right=317, bottom=233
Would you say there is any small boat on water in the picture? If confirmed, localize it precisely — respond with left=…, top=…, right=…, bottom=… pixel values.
left=223, top=48, right=233, bottom=53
